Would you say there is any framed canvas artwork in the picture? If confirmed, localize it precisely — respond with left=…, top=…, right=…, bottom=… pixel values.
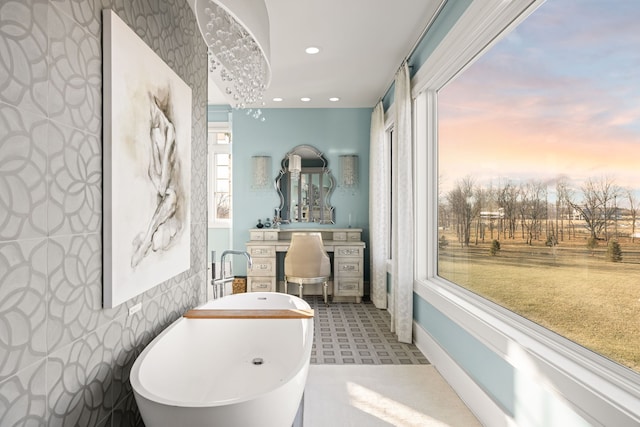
left=103, top=9, right=192, bottom=308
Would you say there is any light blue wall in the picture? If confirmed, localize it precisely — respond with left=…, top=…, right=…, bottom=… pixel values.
left=208, top=228, right=231, bottom=265
left=414, top=295, right=592, bottom=426
left=207, top=104, right=231, bottom=122
left=382, top=0, right=472, bottom=110
left=414, top=295, right=516, bottom=415
left=231, top=108, right=372, bottom=276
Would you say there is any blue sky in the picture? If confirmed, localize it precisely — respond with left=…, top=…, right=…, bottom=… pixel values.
left=438, top=0, right=640, bottom=199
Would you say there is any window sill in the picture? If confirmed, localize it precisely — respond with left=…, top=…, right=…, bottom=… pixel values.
left=414, top=278, right=640, bottom=426
left=208, top=222, right=232, bottom=229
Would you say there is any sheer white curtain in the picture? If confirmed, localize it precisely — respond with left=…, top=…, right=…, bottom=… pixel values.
left=369, top=102, right=388, bottom=309
left=391, top=62, right=414, bottom=343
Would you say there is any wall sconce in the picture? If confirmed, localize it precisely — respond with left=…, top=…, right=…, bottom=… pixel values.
left=339, top=155, right=358, bottom=188
left=289, top=154, right=301, bottom=181
left=251, top=155, right=272, bottom=190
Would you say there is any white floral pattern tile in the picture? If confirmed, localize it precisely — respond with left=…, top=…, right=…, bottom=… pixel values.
left=0, top=239, right=48, bottom=381
left=0, top=104, right=49, bottom=241
left=0, top=0, right=207, bottom=425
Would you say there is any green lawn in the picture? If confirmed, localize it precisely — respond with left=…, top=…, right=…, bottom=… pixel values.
left=438, top=239, right=640, bottom=372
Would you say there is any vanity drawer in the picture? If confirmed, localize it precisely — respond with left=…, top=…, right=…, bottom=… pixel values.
left=264, top=231, right=278, bottom=241
left=333, top=232, right=347, bottom=241
left=249, top=257, right=276, bottom=276
left=250, top=230, right=278, bottom=241
left=248, top=277, right=276, bottom=292
left=335, top=259, right=362, bottom=275
left=335, top=246, right=363, bottom=258
left=248, top=245, right=275, bottom=258
left=250, top=230, right=265, bottom=240
left=334, top=232, right=361, bottom=242
left=335, top=278, right=362, bottom=295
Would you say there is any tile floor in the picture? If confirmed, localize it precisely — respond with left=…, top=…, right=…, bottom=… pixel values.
left=306, top=296, right=429, bottom=365
left=301, top=297, right=482, bottom=426
left=304, top=365, right=482, bottom=427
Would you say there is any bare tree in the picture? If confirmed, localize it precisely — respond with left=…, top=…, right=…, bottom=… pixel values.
left=563, top=184, right=577, bottom=240
left=447, top=176, right=476, bottom=247
left=627, top=188, right=638, bottom=243
left=474, top=185, right=487, bottom=244
left=216, top=194, right=230, bottom=219
left=596, top=176, right=620, bottom=241
left=569, top=176, right=620, bottom=241
left=518, top=181, right=547, bottom=245
left=497, top=181, right=518, bottom=239
left=438, top=173, right=453, bottom=235
left=556, top=178, right=570, bottom=242
left=485, top=182, right=498, bottom=241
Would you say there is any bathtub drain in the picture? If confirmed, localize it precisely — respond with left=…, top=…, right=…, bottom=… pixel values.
left=252, top=357, right=264, bottom=365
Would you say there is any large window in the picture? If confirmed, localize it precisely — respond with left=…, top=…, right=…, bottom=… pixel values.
left=437, top=0, right=640, bottom=373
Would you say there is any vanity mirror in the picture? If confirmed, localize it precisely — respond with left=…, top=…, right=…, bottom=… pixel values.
left=275, top=145, right=335, bottom=224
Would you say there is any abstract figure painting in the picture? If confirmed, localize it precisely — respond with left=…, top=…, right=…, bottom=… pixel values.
left=103, top=10, right=192, bottom=308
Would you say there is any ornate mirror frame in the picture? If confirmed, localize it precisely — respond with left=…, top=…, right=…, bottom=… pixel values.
left=275, top=145, right=336, bottom=224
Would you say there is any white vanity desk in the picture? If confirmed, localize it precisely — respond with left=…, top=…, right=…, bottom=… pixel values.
left=246, top=228, right=365, bottom=303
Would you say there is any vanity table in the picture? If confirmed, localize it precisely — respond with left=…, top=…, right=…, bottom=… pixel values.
left=246, top=228, right=365, bottom=303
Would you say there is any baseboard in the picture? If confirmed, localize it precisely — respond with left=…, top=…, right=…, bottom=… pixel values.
left=413, top=322, right=515, bottom=427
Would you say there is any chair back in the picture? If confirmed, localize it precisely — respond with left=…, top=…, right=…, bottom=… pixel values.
left=284, top=232, right=331, bottom=278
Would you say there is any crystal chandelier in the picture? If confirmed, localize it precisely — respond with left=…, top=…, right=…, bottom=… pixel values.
left=195, top=0, right=271, bottom=111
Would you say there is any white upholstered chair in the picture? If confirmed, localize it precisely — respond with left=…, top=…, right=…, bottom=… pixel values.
left=284, top=232, right=332, bottom=304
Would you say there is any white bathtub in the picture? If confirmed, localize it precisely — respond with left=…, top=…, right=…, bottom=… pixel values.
left=130, top=292, right=314, bottom=427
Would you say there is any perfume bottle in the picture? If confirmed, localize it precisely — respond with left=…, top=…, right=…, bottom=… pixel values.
left=256, top=219, right=264, bottom=229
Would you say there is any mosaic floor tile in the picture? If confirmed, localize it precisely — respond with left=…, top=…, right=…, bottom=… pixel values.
left=306, top=296, right=430, bottom=365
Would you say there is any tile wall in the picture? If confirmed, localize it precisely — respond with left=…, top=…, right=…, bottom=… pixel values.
left=0, top=0, right=208, bottom=425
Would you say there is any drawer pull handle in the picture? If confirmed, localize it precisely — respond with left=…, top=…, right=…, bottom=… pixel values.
left=339, top=249, right=359, bottom=256
left=341, top=265, right=357, bottom=271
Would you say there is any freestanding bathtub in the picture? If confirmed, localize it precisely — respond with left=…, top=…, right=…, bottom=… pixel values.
left=130, top=292, right=314, bottom=427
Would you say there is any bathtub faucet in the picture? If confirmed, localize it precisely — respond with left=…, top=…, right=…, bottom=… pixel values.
left=212, top=250, right=253, bottom=299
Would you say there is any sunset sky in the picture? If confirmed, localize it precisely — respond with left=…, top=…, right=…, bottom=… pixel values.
left=438, top=0, right=640, bottom=203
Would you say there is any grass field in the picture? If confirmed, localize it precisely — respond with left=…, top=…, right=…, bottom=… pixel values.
left=438, top=234, right=640, bottom=372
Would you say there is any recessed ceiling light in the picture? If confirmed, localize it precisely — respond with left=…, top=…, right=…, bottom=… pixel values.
left=329, top=97, right=340, bottom=102
left=301, top=97, right=311, bottom=102
left=305, top=46, right=320, bottom=54
left=273, top=97, right=283, bottom=102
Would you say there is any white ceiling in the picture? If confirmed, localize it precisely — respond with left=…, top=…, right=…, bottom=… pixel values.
left=196, top=0, right=442, bottom=108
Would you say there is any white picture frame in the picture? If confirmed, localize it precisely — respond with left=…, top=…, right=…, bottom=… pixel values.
left=102, top=9, right=192, bottom=308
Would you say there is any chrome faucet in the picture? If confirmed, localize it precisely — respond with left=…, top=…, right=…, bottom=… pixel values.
left=212, top=250, right=253, bottom=299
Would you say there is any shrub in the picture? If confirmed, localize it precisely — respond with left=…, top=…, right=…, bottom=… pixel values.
left=490, top=239, right=501, bottom=256
left=545, top=235, right=557, bottom=247
left=438, top=235, right=449, bottom=249
left=606, top=240, right=623, bottom=262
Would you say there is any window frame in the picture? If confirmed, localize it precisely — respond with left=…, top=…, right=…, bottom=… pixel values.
left=207, top=122, right=232, bottom=228
left=412, top=0, right=640, bottom=424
